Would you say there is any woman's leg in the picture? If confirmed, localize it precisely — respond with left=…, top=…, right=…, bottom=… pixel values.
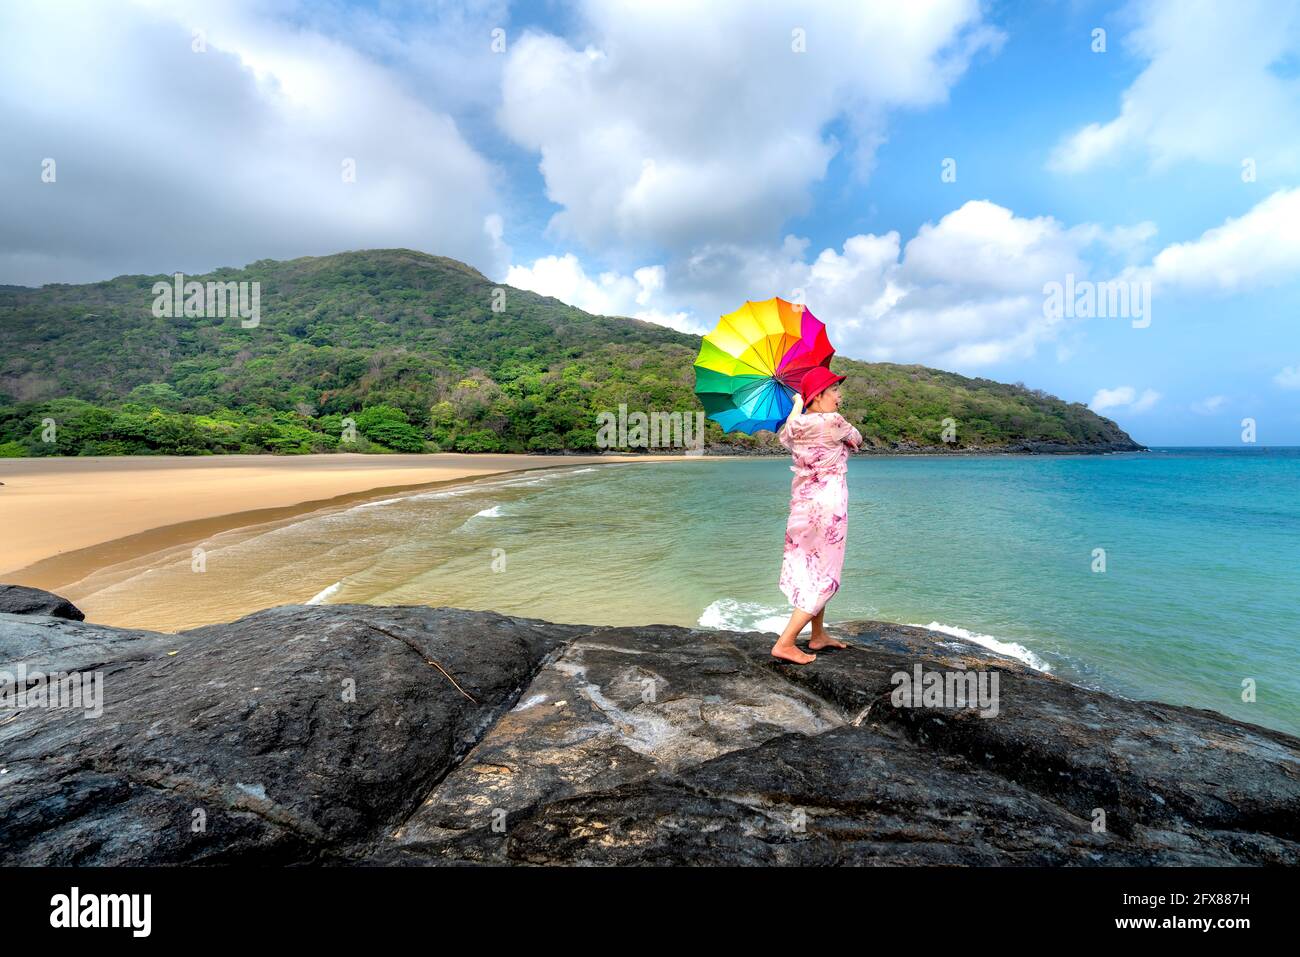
left=771, top=607, right=817, bottom=664
left=808, top=602, right=847, bottom=650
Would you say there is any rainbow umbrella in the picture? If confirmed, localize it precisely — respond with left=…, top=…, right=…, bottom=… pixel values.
left=693, top=297, right=835, bottom=434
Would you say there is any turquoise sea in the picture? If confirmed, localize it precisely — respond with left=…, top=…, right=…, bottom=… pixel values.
left=71, top=448, right=1300, bottom=737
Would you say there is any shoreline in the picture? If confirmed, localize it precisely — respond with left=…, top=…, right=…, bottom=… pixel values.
left=0, top=452, right=704, bottom=588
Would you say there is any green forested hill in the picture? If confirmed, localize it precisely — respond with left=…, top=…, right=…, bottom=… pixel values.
left=0, top=249, right=1141, bottom=455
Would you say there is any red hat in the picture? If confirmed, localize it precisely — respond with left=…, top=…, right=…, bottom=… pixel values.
left=800, top=365, right=846, bottom=404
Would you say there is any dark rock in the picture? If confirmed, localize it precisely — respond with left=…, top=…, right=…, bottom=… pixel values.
left=357, top=619, right=1299, bottom=866
left=2, top=605, right=1294, bottom=866
left=0, top=612, right=179, bottom=680
left=374, top=623, right=842, bottom=861
left=0, top=604, right=581, bottom=864
left=0, top=584, right=85, bottom=620
left=490, top=726, right=1212, bottom=866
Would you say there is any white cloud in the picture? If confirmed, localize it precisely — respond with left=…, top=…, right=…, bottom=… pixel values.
left=832, top=200, right=1100, bottom=366
left=1049, top=0, right=1300, bottom=174
left=1275, top=366, right=1300, bottom=389
left=1133, top=389, right=1162, bottom=412
left=1132, top=188, right=1300, bottom=293
left=498, top=0, right=1002, bottom=255
left=1191, top=395, right=1228, bottom=414
left=1090, top=386, right=1160, bottom=413
left=1091, top=386, right=1137, bottom=412
left=506, top=199, right=1160, bottom=368
left=286, top=0, right=512, bottom=119
left=505, top=254, right=701, bottom=334
left=511, top=180, right=1300, bottom=372
left=494, top=2, right=1300, bottom=373
left=0, top=0, right=507, bottom=285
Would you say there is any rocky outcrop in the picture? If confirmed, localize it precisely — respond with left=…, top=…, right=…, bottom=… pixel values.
left=365, top=620, right=1299, bottom=866
left=0, top=584, right=85, bottom=620
left=0, top=601, right=581, bottom=864
left=1, top=588, right=1295, bottom=866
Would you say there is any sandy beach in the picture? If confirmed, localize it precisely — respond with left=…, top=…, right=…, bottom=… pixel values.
left=0, top=452, right=695, bottom=587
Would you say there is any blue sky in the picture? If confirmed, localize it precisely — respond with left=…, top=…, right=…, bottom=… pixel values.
left=3, top=0, right=1299, bottom=444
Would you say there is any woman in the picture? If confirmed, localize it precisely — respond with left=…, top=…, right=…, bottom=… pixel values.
left=771, top=366, right=863, bottom=664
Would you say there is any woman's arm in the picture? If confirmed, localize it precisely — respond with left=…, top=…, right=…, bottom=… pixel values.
left=835, top=413, right=864, bottom=449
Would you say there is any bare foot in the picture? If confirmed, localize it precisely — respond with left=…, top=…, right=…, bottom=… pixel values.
left=770, top=641, right=817, bottom=665
left=808, top=631, right=847, bottom=650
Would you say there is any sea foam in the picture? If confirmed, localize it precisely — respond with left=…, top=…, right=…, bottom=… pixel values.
left=696, top=599, right=1051, bottom=671
left=306, top=581, right=344, bottom=605
left=698, top=598, right=811, bottom=635
left=909, top=621, right=1052, bottom=673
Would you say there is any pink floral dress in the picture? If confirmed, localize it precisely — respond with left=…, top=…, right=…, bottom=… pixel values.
left=776, top=411, right=863, bottom=615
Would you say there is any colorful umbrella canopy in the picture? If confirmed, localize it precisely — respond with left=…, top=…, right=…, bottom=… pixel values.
left=693, top=297, right=835, bottom=434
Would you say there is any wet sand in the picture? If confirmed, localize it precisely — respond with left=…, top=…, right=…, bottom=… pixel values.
left=0, top=452, right=697, bottom=589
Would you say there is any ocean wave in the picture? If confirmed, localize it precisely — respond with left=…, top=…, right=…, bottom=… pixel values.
left=696, top=599, right=1052, bottom=672
left=306, top=580, right=344, bottom=605
left=697, top=598, right=807, bottom=635
left=339, top=464, right=604, bottom=514
left=400, top=488, right=475, bottom=503
left=348, top=496, right=407, bottom=511
left=473, top=505, right=504, bottom=518
left=908, top=621, right=1052, bottom=673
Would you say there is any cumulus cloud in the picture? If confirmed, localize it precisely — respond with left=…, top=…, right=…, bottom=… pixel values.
left=494, top=0, right=1300, bottom=373
left=1090, top=386, right=1160, bottom=413
left=505, top=253, right=699, bottom=333
left=1049, top=0, right=1300, bottom=174
left=1131, top=188, right=1300, bottom=293
left=507, top=199, right=1157, bottom=368
left=508, top=179, right=1300, bottom=372
left=498, top=0, right=1002, bottom=256
left=0, top=0, right=507, bottom=285
left=823, top=201, right=1106, bottom=366
left=1191, top=395, right=1228, bottom=414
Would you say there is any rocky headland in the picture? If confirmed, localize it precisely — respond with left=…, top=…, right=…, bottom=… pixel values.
left=1, top=585, right=1294, bottom=866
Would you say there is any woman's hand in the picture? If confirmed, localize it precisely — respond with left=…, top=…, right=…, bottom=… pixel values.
left=790, top=393, right=804, bottom=415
